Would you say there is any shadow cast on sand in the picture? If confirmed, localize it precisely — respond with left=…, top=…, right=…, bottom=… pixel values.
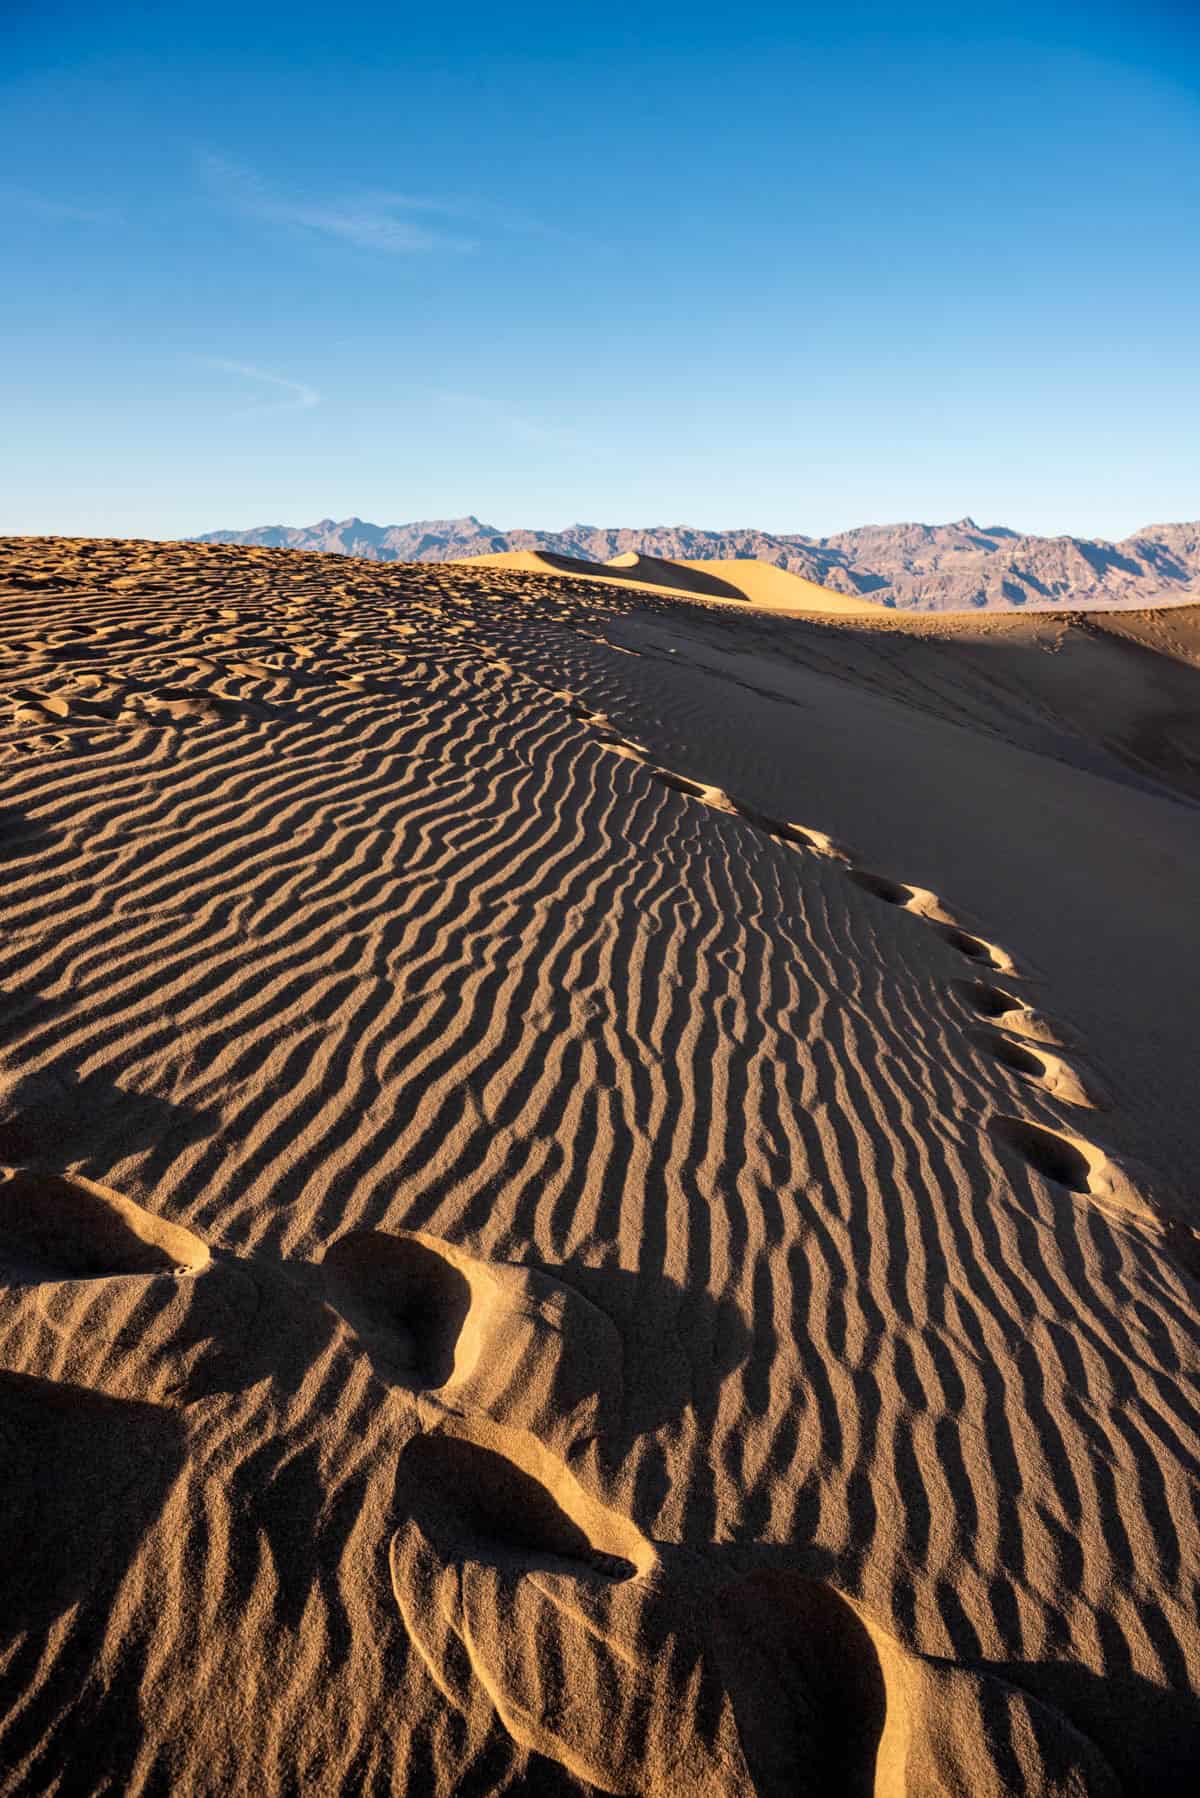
left=523, top=1258, right=754, bottom=1442
left=0, top=1371, right=187, bottom=1794
left=0, top=805, right=61, bottom=861
left=959, top=1657, right=1200, bottom=1795
left=0, top=1056, right=222, bottom=1193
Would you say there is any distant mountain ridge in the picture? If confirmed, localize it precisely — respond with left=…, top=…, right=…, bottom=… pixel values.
left=192, top=515, right=1200, bottom=612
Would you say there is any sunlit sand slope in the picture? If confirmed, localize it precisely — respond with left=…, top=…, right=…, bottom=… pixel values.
left=677, top=555, right=886, bottom=613
left=1, top=536, right=1199, bottom=1795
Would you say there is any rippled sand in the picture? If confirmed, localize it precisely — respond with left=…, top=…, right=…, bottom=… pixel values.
left=1, top=536, right=1199, bottom=1794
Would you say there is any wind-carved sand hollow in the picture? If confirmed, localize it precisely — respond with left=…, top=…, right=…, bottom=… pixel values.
left=322, top=1229, right=623, bottom=1444
left=0, top=1169, right=210, bottom=1282
left=389, top=1425, right=1121, bottom=1797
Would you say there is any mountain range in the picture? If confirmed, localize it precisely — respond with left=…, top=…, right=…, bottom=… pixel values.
left=192, top=515, right=1200, bottom=611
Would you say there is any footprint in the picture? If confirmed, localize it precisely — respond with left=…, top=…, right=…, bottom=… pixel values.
left=754, top=1576, right=1121, bottom=1798
left=651, top=768, right=712, bottom=800
left=392, top=1426, right=648, bottom=1579
left=582, top=749, right=851, bottom=869
left=766, top=819, right=852, bottom=862
left=558, top=695, right=599, bottom=722
left=0, top=1169, right=210, bottom=1282
left=323, top=1230, right=622, bottom=1446
left=598, top=737, right=652, bottom=766
left=10, top=689, right=71, bottom=723
left=146, top=686, right=247, bottom=723
left=845, top=867, right=1021, bottom=974
left=951, top=979, right=1070, bottom=1046
left=712, top=797, right=853, bottom=861
left=992, top=1116, right=1200, bottom=1278
left=2, top=733, right=67, bottom=760
left=848, top=868, right=926, bottom=908
left=930, top=921, right=1018, bottom=975
left=389, top=1423, right=728, bottom=1795
left=991, top=1115, right=1100, bottom=1186
left=390, top=1424, right=1120, bottom=1797
left=968, top=1029, right=1109, bottom=1110
left=990, top=1115, right=1122, bottom=1192
left=849, top=867, right=973, bottom=929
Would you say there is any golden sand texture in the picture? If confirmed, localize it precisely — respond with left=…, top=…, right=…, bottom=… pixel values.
left=1, top=536, right=1199, bottom=1794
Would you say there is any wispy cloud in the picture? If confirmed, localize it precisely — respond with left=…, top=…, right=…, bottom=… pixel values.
left=432, top=389, right=581, bottom=450
left=200, top=154, right=475, bottom=254
left=0, top=185, right=117, bottom=226
left=207, top=358, right=320, bottom=415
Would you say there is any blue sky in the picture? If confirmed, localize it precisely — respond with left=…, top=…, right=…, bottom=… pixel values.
left=3, top=0, right=1198, bottom=541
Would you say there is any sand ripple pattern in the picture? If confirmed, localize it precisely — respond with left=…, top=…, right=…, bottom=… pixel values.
left=1, top=538, right=1199, bottom=1794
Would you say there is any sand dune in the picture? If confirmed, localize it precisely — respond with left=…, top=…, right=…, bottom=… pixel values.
left=193, top=514, right=1200, bottom=614
left=459, top=543, right=751, bottom=600
left=676, top=556, right=883, bottom=614
left=458, top=546, right=881, bottom=613
left=1, top=535, right=1199, bottom=1794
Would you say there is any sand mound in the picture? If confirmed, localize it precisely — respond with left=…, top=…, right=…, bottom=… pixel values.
left=457, top=546, right=883, bottom=612
left=0, top=534, right=1198, bottom=1793
left=458, top=544, right=740, bottom=600
left=678, top=556, right=884, bottom=614
left=604, top=549, right=749, bottom=599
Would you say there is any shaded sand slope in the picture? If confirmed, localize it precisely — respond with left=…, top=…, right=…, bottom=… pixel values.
left=0, top=537, right=1198, bottom=1794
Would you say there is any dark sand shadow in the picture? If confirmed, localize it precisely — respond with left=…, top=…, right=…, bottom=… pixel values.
left=0, top=1371, right=187, bottom=1795
left=0, top=1060, right=221, bottom=1194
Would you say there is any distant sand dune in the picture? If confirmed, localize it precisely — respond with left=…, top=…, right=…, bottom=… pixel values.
left=457, top=546, right=884, bottom=613
left=677, top=555, right=882, bottom=614
left=0, top=535, right=1199, bottom=1793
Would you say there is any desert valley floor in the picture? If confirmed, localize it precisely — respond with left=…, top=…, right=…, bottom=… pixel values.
left=1, top=537, right=1200, bottom=1795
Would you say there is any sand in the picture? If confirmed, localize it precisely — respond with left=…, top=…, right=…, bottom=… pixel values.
left=456, top=548, right=883, bottom=614
left=1, top=534, right=1199, bottom=1795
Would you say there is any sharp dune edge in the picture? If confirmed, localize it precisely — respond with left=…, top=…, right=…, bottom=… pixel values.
left=1, top=535, right=1200, bottom=1795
